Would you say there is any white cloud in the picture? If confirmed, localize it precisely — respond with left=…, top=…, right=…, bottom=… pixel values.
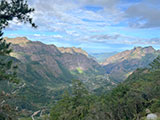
left=77, top=33, right=160, bottom=45
left=5, top=0, right=160, bottom=50
left=51, top=34, right=63, bottom=39
left=125, top=0, right=160, bottom=28
left=33, top=34, right=41, bottom=37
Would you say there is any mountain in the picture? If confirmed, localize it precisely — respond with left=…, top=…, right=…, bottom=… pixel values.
left=2, top=38, right=160, bottom=119
left=90, top=52, right=118, bottom=63
left=102, top=46, right=160, bottom=82
left=5, top=37, right=101, bottom=72
left=50, top=56, right=160, bottom=120
left=1, top=37, right=114, bottom=116
left=58, top=47, right=89, bottom=57
left=4, top=37, right=30, bottom=44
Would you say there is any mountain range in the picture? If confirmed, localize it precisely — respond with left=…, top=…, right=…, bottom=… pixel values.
left=1, top=37, right=160, bottom=117
left=1, top=37, right=113, bottom=116
left=90, top=52, right=118, bottom=63
left=102, top=46, right=160, bottom=82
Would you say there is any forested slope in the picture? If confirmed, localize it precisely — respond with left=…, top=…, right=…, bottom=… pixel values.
left=50, top=56, right=160, bottom=120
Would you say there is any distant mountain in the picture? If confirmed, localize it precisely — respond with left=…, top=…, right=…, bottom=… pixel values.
left=102, top=46, right=160, bottom=82
left=90, top=52, right=118, bottom=63
left=1, top=37, right=114, bottom=115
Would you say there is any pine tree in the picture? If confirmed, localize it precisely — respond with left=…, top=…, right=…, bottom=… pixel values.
left=0, top=0, right=36, bottom=119
left=0, top=0, right=36, bottom=82
left=50, top=80, right=90, bottom=120
left=150, top=55, right=160, bottom=70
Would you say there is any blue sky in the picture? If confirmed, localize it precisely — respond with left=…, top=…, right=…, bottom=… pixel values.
left=4, top=0, right=160, bottom=53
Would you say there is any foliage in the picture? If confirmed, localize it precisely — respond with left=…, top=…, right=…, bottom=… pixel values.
left=50, top=56, right=160, bottom=120
left=50, top=80, right=92, bottom=120
left=150, top=55, right=160, bottom=70
left=0, top=0, right=36, bottom=119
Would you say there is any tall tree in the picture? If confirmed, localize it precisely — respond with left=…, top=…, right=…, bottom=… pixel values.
left=0, top=0, right=36, bottom=119
left=50, top=80, right=90, bottom=120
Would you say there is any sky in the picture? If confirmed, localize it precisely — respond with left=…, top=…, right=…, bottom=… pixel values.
left=4, top=0, right=160, bottom=53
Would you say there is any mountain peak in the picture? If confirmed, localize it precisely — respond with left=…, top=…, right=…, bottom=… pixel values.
left=133, top=46, right=155, bottom=52
left=133, top=46, right=142, bottom=50
left=58, top=47, right=88, bottom=57
left=102, top=46, right=160, bottom=82
left=102, top=46, right=158, bottom=66
left=143, top=46, right=155, bottom=53
left=4, top=37, right=30, bottom=44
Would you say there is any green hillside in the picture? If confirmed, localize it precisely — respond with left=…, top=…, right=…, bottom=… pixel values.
left=50, top=56, right=160, bottom=120
left=0, top=37, right=114, bottom=118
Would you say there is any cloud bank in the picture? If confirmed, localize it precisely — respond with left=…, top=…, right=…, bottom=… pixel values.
left=4, top=0, right=160, bottom=52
